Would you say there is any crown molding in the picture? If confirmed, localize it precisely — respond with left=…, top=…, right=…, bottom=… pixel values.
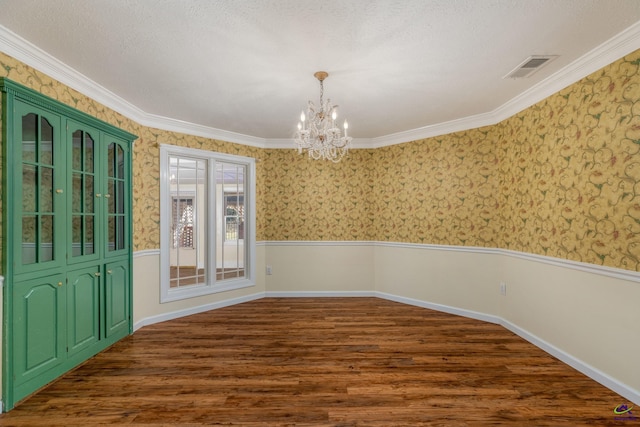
left=2, top=21, right=639, bottom=150
left=366, top=20, right=640, bottom=147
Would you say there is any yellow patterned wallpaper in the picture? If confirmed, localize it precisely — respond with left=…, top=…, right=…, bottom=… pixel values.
left=1, top=49, right=640, bottom=271
left=497, top=52, right=640, bottom=269
left=260, top=148, right=376, bottom=241
left=371, top=127, right=501, bottom=246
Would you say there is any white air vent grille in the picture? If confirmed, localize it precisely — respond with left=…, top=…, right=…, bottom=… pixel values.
left=504, top=55, right=558, bottom=79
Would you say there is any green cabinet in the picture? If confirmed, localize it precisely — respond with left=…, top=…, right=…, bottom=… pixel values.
left=104, top=259, right=130, bottom=338
left=1, top=78, right=136, bottom=410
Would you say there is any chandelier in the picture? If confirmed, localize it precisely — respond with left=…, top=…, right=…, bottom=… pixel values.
left=295, top=71, right=352, bottom=162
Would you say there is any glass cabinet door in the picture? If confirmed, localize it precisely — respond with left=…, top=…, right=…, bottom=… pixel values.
left=67, top=122, right=99, bottom=263
left=105, top=137, right=129, bottom=256
left=14, top=102, right=64, bottom=273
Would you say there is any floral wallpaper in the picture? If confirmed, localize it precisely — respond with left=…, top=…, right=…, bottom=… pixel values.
left=371, top=127, right=501, bottom=246
left=1, top=48, right=640, bottom=271
left=260, top=148, right=376, bottom=241
left=497, top=52, right=640, bottom=269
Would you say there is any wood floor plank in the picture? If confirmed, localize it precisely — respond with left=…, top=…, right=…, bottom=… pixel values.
left=0, top=297, right=632, bottom=426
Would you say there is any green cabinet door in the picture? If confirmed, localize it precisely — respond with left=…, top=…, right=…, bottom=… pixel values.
left=104, top=259, right=129, bottom=338
left=12, top=274, right=66, bottom=387
left=66, top=266, right=100, bottom=356
left=67, top=121, right=100, bottom=264
left=104, top=137, right=129, bottom=258
left=12, top=101, right=65, bottom=275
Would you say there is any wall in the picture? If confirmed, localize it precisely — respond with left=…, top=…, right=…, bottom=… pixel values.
left=259, top=148, right=376, bottom=241
left=1, top=47, right=640, bottom=406
left=498, top=54, right=640, bottom=269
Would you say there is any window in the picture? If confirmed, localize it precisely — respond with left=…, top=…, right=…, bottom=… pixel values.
left=160, top=144, right=256, bottom=302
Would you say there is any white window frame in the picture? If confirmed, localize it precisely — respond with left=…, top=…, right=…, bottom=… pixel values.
left=159, top=144, right=256, bottom=303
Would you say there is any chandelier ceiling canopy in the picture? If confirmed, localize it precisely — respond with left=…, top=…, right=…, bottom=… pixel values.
left=294, top=71, right=352, bottom=162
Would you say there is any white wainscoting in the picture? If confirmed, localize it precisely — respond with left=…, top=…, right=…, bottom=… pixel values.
left=132, top=241, right=640, bottom=405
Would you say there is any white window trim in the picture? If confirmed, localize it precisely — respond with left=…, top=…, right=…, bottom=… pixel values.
left=159, top=144, right=256, bottom=303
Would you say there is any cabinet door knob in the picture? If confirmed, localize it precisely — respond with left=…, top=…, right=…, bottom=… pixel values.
left=57, top=281, right=63, bottom=287
left=104, top=194, right=111, bottom=198
left=94, top=272, right=101, bottom=277
left=96, top=193, right=102, bottom=198
left=107, top=270, right=112, bottom=275
left=55, top=189, right=63, bottom=194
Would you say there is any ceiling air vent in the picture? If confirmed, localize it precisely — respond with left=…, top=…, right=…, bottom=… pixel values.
left=504, top=55, right=558, bottom=79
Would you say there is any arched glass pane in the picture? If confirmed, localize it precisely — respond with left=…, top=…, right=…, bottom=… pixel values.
left=40, top=117, right=53, bottom=165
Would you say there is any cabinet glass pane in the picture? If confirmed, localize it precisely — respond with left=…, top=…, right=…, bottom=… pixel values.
left=108, top=217, right=115, bottom=252
left=117, top=181, right=124, bottom=214
left=84, top=134, right=94, bottom=173
left=22, top=113, right=36, bottom=162
left=41, top=167, right=54, bottom=212
left=22, top=215, right=36, bottom=264
left=107, top=180, right=115, bottom=213
left=108, top=143, right=114, bottom=177
left=85, top=175, right=94, bottom=213
left=72, top=130, right=82, bottom=170
left=86, top=216, right=94, bottom=255
left=41, top=215, right=53, bottom=262
left=117, top=216, right=125, bottom=250
left=117, top=145, right=124, bottom=179
left=22, top=165, right=37, bottom=212
left=72, top=173, right=82, bottom=212
left=40, top=118, right=53, bottom=165
left=72, top=216, right=82, bottom=256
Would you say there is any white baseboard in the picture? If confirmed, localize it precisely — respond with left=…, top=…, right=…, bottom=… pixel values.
left=133, top=292, right=265, bottom=331
left=375, top=291, right=501, bottom=325
left=499, top=319, right=640, bottom=406
left=265, top=291, right=376, bottom=298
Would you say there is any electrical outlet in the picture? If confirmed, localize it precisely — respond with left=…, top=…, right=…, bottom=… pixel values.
left=266, top=265, right=273, bottom=275
left=500, top=282, right=507, bottom=296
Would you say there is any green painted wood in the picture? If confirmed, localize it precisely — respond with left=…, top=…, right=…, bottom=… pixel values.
left=1, top=78, right=136, bottom=411
left=104, top=137, right=130, bottom=259
left=12, top=101, right=66, bottom=276
left=0, top=78, right=136, bottom=142
left=11, top=275, right=66, bottom=387
left=66, top=120, right=101, bottom=265
left=104, top=259, right=129, bottom=338
left=66, top=266, right=101, bottom=356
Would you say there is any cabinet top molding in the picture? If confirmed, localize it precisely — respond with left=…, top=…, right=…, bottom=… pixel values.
left=0, top=77, right=137, bottom=142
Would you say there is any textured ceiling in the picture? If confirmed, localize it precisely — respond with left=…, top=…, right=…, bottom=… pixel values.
left=0, top=0, right=640, bottom=144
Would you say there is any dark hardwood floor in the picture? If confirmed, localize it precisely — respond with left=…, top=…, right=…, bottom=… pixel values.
left=0, top=298, right=632, bottom=426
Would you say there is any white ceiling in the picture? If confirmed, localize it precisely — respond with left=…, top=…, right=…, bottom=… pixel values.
left=1, top=0, right=640, bottom=147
